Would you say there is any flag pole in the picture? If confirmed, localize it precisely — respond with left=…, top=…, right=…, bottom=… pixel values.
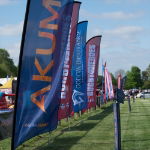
left=101, top=60, right=104, bottom=105
left=127, top=95, right=131, bottom=112
left=11, top=0, right=31, bottom=149
left=114, top=74, right=123, bottom=150
left=113, top=101, right=121, bottom=150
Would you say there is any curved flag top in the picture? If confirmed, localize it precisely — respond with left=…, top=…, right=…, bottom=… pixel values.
left=12, top=0, right=73, bottom=149
left=103, top=65, right=114, bottom=101
left=108, top=72, right=114, bottom=99
left=72, top=21, right=88, bottom=113
left=58, top=2, right=81, bottom=120
left=118, top=74, right=122, bottom=89
left=86, top=36, right=101, bottom=108
left=105, top=68, right=114, bottom=99
left=103, top=63, right=109, bottom=101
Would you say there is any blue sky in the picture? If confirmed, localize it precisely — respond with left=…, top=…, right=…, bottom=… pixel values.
left=0, top=0, right=150, bottom=74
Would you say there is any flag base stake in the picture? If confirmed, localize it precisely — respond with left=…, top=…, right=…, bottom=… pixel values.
left=113, top=102, right=121, bottom=150
left=127, top=96, right=131, bottom=112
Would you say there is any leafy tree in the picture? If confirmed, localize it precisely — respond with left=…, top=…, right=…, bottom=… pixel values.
left=0, top=49, right=18, bottom=77
left=142, top=71, right=148, bottom=81
left=141, top=64, right=150, bottom=89
left=125, top=71, right=133, bottom=89
left=142, top=80, right=150, bottom=89
left=0, top=67, right=7, bottom=77
left=146, top=64, right=150, bottom=80
left=125, top=66, right=143, bottom=89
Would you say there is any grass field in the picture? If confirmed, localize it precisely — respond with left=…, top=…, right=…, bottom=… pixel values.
left=0, top=98, right=150, bottom=150
left=121, top=98, right=150, bottom=150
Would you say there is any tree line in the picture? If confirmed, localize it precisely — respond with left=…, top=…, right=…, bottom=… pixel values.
left=97, top=65, right=150, bottom=90
left=0, top=49, right=18, bottom=77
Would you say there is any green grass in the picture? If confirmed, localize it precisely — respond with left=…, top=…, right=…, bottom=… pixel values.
left=0, top=99, right=150, bottom=150
left=121, top=98, right=150, bottom=150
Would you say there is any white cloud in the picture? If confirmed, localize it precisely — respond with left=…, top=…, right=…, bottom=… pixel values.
left=6, top=42, right=21, bottom=65
left=0, top=0, right=11, bottom=5
left=100, top=47, right=150, bottom=74
left=89, top=25, right=144, bottom=50
left=0, top=0, right=10, bottom=5
left=105, top=26, right=143, bottom=48
left=105, top=26, right=143, bottom=38
left=101, top=11, right=144, bottom=20
left=0, top=0, right=17, bottom=5
left=103, top=0, right=148, bottom=4
left=0, top=21, right=23, bottom=36
left=91, top=26, right=148, bottom=74
left=89, top=26, right=144, bottom=39
left=0, top=21, right=23, bottom=64
left=80, top=9, right=144, bottom=20
left=103, top=0, right=122, bottom=4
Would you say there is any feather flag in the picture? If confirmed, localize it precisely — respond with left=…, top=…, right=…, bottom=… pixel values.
left=86, top=36, right=102, bottom=108
left=107, top=72, right=114, bottom=99
left=72, top=21, right=88, bottom=113
left=58, top=2, right=81, bottom=120
left=12, top=0, right=74, bottom=149
left=118, top=74, right=122, bottom=89
left=104, top=66, right=114, bottom=100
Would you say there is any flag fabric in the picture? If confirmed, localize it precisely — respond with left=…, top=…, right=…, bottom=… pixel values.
left=117, top=74, right=125, bottom=103
left=104, top=67, right=109, bottom=101
left=86, top=36, right=101, bottom=108
left=104, top=67, right=114, bottom=100
left=117, top=74, right=122, bottom=89
left=58, top=2, right=81, bottom=120
left=12, top=0, right=73, bottom=149
left=107, top=72, right=114, bottom=99
left=120, top=76, right=126, bottom=90
left=72, top=21, right=88, bottom=113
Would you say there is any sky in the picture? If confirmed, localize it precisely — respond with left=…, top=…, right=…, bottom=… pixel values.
left=0, top=0, right=150, bottom=75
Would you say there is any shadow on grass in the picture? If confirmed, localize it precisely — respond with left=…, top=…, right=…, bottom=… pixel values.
left=87, top=105, right=113, bottom=121
left=65, top=122, right=98, bottom=131
left=34, top=104, right=113, bottom=150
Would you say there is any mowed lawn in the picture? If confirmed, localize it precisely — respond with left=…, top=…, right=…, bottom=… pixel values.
left=0, top=99, right=150, bottom=150
left=121, top=98, right=150, bottom=150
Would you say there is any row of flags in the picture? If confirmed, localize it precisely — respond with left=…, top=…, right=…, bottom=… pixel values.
left=11, top=1, right=99, bottom=149
left=102, top=63, right=114, bottom=103
left=58, top=2, right=81, bottom=121
left=11, top=1, right=114, bottom=149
